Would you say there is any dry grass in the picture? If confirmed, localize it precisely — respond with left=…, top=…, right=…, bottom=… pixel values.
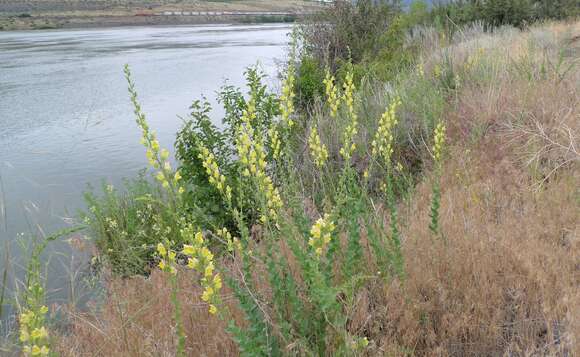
left=55, top=268, right=241, bottom=357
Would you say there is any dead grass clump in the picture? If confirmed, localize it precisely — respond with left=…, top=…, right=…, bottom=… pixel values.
left=360, top=144, right=579, bottom=355
left=54, top=268, right=241, bottom=357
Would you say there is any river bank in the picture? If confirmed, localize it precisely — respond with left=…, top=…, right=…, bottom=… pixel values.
left=0, top=0, right=322, bottom=31
left=0, top=13, right=303, bottom=31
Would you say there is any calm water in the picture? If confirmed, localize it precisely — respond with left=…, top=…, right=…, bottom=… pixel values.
left=0, top=24, right=289, bottom=326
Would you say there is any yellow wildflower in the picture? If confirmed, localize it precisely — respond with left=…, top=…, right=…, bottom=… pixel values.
left=160, top=148, right=170, bottom=161
left=235, top=99, right=283, bottom=222
left=31, top=345, right=41, bottom=356
left=308, top=126, right=329, bottom=169
left=268, top=124, right=282, bottom=160
left=308, top=214, right=335, bottom=257
left=371, top=97, right=402, bottom=166
left=280, top=56, right=296, bottom=128
left=182, top=244, right=195, bottom=256
left=19, top=329, right=29, bottom=343
left=340, top=70, right=358, bottom=162
left=433, top=121, right=446, bottom=163
left=181, top=226, right=222, bottom=315
left=156, top=243, right=167, bottom=257
left=199, top=145, right=232, bottom=203
left=323, top=69, right=340, bottom=118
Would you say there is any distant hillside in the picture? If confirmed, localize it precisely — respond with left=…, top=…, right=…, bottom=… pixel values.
left=0, top=0, right=322, bottom=14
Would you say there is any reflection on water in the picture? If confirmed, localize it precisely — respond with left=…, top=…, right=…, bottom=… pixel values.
left=0, top=24, right=288, bottom=322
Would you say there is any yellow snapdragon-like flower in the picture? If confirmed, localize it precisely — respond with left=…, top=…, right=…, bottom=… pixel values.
left=216, top=227, right=242, bottom=253
left=181, top=226, right=223, bottom=315
left=236, top=99, right=283, bottom=222
left=340, top=71, right=359, bottom=162
left=280, top=56, right=296, bottom=128
left=19, top=302, right=51, bottom=357
left=371, top=97, right=402, bottom=166
left=268, top=124, right=282, bottom=160
left=323, top=69, right=340, bottom=118
left=198, top=145, right=232, bottom=202
left=433, top=121, right=446, bottom=164
left=156, top=242, right=177, bottom=276
left=308, top=126, right=329, bottom=169
left=308, top=214, right=336, bottom=257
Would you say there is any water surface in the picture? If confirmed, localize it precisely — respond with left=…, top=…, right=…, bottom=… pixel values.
left=0, top=24, right=289, bottom=322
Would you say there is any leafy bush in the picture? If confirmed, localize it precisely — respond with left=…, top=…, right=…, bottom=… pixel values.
left=294, top=55, right=325, bottom=107
left=175, top=67, right=280, bottom=234
left=431, top=0, right=580, bottom=29
left=82, top=175, right=182, bottom=276
left=300, top=0, right=400, bottom=70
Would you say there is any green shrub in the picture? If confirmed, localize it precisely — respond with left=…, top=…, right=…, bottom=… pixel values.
left=300, top=0, right=401, bottom=70
left=431, top=0, right=579, bottom=30
left=175, top=66, right=280, bottom=233
left=294, top=56, right=325, bottom=107
left=82, top=174, right=182, bottom=276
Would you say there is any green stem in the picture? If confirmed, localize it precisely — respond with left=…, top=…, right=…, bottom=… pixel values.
left=171, top=273, right=186, bottom=357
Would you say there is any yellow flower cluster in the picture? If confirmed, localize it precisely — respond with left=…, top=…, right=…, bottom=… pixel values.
left=236, top=101, right=283, bottom=222
left=308, top=214, right=335, bottom=257
left=418, top=60, right=425, bottom=78
left=433, top=121, right=446, bottom=164
left=268, top=124, right=282, bottom=160
left=433, top=64, right=442, bottom=79
left=19, top=304, right=50, bottom=356
left=340, top=71, right=358, bottom=161
left=198, top=146, right=232, bottom=202
left=280, top=61, right=296, bottom=128
left=371, top=97, right=402, bottom=165
left=217, top=227, right=242, bottom=253
left=156, top=242, right=177, bottom=275
left=181, top=226, right=222, bottom=315
left=308, top=126, right=329, bottom=169
left=323, top=69, right=340, bottom=118
left=465, top=47, right=485, bottom=72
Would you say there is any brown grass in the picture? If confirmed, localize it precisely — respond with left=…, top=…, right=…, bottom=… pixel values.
left=55, top=268, right=241, bottom=357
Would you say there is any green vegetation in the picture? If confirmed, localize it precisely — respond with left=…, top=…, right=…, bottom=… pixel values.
left=431, top=0, right=579, bottom=28
left=7, top=1, right=579, bottom=356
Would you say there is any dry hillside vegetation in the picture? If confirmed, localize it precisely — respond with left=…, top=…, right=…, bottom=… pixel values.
left=53, top=20, right=579, bottom=356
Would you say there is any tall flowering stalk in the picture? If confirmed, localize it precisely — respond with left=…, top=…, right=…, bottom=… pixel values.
left=323, top=69, right=340, bottom=119
left=236, top=98, right=283, bottom=223
left=124, top=65, right=184, bottom=204
left=371, top=97, right=402, bottom=166
left=308, top=126, right=329, bottom=169
left=339, top=71, right=358, bottom=162
left=429, top=121, right=446, bottom=235
left=279, top=41, right=296, bottom=129
left=269, top=32, right=297, bottom=161
left=370, top=97, right=404, bottom=279
left=19, top=240, right=51, bottom=357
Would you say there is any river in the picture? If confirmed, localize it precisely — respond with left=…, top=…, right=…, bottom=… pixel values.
left=0, top=24, right=289, bottom=328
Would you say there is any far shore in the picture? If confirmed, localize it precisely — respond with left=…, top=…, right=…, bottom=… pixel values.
left=0, top=12, right=304, bottom=31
